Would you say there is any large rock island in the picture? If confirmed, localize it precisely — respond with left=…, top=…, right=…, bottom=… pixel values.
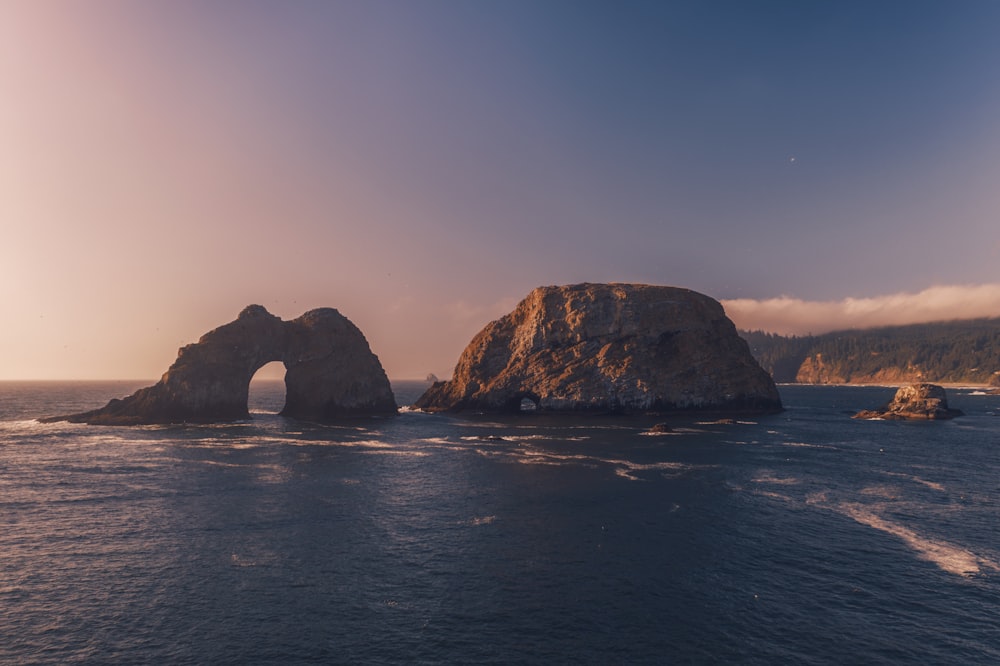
left=46, top=305, right=397, bottom=425
left=415, top=283, right=782, bottom=415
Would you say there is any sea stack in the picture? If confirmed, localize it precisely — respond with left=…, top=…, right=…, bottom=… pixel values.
left=415, top=283, right=782, bottom=415
left=853, top=383, right=963, bottom=420
left=45, top=305, right=397, bottom=425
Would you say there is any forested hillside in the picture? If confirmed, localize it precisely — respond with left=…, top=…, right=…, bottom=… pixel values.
left=741, top=319, right=1000, bottom=385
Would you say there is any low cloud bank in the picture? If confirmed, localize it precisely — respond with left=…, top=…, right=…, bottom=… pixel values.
left=722, top=284, right=1000, bottom=336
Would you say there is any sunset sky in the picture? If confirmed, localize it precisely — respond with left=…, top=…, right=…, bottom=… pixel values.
left=3, top=1, right=1000, bottom=380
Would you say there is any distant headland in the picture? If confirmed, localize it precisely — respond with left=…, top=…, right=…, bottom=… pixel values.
left=742, top=320, right=1000, bottom=386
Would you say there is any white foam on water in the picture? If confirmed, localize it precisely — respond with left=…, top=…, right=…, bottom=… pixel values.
left=804, top=490, right=829, bottom=503
left=754, top=489, right=794, bottom=502
left=465, top=515, right=496, bottom=526
left=838, top=503, right=999, bottom=577
left=514, top=450, right=600, bottom=468
left=608, top=459, right=698, bottom=481
left=781, top=441, right=839, bottom=450
left=415, top=437, right=455, bottom=445
left=859, top=484, right=903, bottom=500
left=284, top=438, right=397, bottom=450
left=360, top=449, right=430, bottom=458
left=751, top=472, right=801, bottom=486
left=3, top=419, right=63, bottom=434
left=615, top=467, right=642, bottom=481
left=197, top=460, right=252, bottom=469
left=882, top=471, right=946, bottom=492
left=209, top=441, right=260, bottom=450
left=507, top=447, right=696, bottom=480
left=230, top=553, right=257, bottom=568
left=463, top=446, right=499, bottom=457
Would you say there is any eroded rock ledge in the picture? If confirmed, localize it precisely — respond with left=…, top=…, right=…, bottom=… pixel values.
left=415, top=283, right=782, bottom=415
left=853, top=383, right=963, bottom=420
left=45, top=305, right=397, bottom=425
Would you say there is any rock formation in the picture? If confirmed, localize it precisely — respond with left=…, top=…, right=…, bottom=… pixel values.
left=853, top=383, right=963, bottom=420
left=415, top=283, right=782, bottom=414
left=46, top=305, right=397, bottom=425
left=794, top=354, right=926, bottom=385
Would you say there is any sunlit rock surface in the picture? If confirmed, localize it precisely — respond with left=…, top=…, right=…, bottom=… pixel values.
left=853, top=383, right=963, bottom=420
left=415, top=283, right=782, bottom=415
left=46, top=305, right=396, bottom=424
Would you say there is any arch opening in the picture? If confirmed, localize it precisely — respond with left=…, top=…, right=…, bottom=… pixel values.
left=519, top=396, right=539, bottom=412
left=248, top=361, right=287, bottom=416
left=504, top=391, right=541, bottom=413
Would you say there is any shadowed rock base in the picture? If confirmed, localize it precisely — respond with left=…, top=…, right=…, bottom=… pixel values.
left=44, top=305, right=396, bottom=425
left=415, top=283, right=782, bottom=415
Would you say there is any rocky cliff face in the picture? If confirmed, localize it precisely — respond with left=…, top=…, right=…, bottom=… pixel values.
left=795, top=354, right=926, bottom=385
left=415, top=283, right=782, bottom=414
left=46, top=305, right=396, bottom=425
left=853, top=383, right=963, bottom=420
left=795, top=354, right=848, bottom=384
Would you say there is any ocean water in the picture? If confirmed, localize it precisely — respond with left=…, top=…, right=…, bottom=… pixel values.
left=2, top=380, right=999, bottom=664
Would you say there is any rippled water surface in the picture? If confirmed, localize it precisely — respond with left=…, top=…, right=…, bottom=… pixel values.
left=2, top=381, right=999, bottom=663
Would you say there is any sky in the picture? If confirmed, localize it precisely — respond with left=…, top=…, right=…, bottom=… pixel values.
left=2, top=0, right=1000, bottom=380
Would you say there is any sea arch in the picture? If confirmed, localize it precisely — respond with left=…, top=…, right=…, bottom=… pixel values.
left=50, top=305, right=397, bottom=425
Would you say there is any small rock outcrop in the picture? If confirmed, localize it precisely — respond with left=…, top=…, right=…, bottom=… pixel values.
left=415, top=283, right=782, bottom=414
left=46, top=305, right=397, bottom=425
left=853, top=383, right=963, bottom=420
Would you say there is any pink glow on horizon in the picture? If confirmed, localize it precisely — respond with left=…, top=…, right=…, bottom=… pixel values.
left=2, top=2, right=999, bottom=379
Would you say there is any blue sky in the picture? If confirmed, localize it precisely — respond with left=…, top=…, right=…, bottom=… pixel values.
left=2, top=1, right=999, bottom=379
